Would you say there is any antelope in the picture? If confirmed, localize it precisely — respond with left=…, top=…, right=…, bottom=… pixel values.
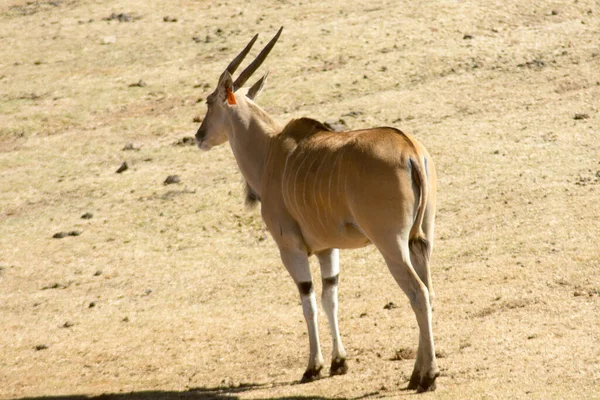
left=195, top=27, right=439, bottom=393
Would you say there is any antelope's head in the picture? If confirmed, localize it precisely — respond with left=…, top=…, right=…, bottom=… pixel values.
left=195, top=27, right=283, bottom=151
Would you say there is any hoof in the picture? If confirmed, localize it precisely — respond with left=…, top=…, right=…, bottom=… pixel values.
left=330, top=358, right=349, bottom=376
left=416, top=371, right=439, bottom=393
left=407, top=369, right=421, bottom=390
left=300, top=367, right=322, bottom=384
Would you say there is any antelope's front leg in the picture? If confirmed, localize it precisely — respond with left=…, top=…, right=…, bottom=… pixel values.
left=280, top=249, right=324, bottom=383
left=316, top=248, right=348, bottom=376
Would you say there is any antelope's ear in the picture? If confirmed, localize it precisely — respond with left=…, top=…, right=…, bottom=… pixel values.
left=217, top=70, right=234, bottom=99
left=247, top=71, right=269, bottom=100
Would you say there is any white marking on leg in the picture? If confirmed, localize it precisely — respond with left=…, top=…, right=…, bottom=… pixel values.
left=301, top=289, right=324, bottom=372
left=280, top=250, right=324, bottom=378
left=318, top=249, right=347, bottom=366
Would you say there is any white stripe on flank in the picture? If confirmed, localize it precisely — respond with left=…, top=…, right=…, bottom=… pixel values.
left=281, top=150, right=294, bottom=211
left=302, top=154, right=320, bottom=234
left=337, top=148, right=347, bottom=214
left=291, top=150, right=311, bottom=228
left=313, top=148, right=330, bottom=233
left=327, top=149, right=344, bottom=222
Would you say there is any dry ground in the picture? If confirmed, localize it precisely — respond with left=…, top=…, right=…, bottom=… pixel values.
left=1, top=0, right=599, bottom=399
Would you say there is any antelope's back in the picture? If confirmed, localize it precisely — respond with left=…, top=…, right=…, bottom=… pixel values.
left=264, top=119, right=428, bottom=250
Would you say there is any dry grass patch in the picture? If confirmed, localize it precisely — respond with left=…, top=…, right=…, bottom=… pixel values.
left=1, top=0, right=600, bottom=399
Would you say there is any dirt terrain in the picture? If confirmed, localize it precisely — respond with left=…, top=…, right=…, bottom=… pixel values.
left=1, top=0, right=599, bottom=399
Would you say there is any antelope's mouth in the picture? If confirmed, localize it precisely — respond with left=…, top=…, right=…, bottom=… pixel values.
left=199, top=143, right=212, bottom=151
left=196, top=139, right=212, bottom=151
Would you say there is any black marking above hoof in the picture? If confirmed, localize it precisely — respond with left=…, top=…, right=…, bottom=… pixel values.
left=416, top=371, right=439, bottom=393
left=330, top=358, right=349, bottom=376
left=300, top=367, right=322, bottom=384
left=297, top=281, right=314, bottom=296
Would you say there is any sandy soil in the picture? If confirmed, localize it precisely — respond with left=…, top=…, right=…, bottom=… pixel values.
left=1, top=0, right=599, bottom=399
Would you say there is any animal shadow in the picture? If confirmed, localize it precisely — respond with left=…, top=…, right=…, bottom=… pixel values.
left=13, top=382, right=384, bottom=400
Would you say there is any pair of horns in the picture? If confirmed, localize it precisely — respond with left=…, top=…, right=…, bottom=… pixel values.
left=226, top=26, right=283, bottom=90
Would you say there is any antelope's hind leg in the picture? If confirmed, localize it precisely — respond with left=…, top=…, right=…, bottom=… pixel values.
left=380, top=239, right=439, bottom=393
left=407, top=236, right=434, bottom=390
left=316, top=248, right=348, bottom=376
left=407, top=196, right=437, bottom=390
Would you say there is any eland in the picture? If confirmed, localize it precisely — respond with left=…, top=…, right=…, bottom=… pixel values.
left=195, top=27, right=439, bottom=392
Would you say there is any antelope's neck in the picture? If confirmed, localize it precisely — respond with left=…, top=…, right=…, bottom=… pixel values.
left=227, top=103, right=281, bottom=198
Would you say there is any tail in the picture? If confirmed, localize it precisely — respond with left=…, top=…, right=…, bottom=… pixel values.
left=408, top=157, right=430, bottom=264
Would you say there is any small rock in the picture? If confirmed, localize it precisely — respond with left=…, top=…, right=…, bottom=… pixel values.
left=193, top=116, right=203, bottom=123
left=391, top=347, right=416, bottom=361
left=102, top=36, right=116, bottom=45
left=383, top=301, right=398, bottom=310
left=63, top=321, right=74, bottom=328
left=93, top=270, right=102, bottom=276
left=163, top=16, right=178, bottom=22
left=435, top=349, right=448, bottom=358
left=122, top=316, right=130, bottom=322
left=42, top=282, right=66, bottom=290
left=104, top=13, right=135, bottom=22
left=116, top=162, right=128, bottom=173
left=342, top=111, right=363, bottom=118
left=89, top=301, right=96, bottom=308
left=323, top=118, right=348, bottom=132
left=128, top=80, right=147, bottom=88
left=573, top=113, right=589, bottom=120
left=52, top=231, right=80, bottom=239
left=463, top=34, right=474, bottom=40
left=517, top=59, right=546, bottom=69
left=122, top=143, right=140, bottom=151
left=164, top=175, right=180, bottom=185
left=551, top=10, right=559, bottom=16
left=35, top=344, right=49, bottom=351
left=81, top=212, right=93, bottom=219
left=144, top=289, right=152, bottom=296
left=174, top=137, right=196, bottom=146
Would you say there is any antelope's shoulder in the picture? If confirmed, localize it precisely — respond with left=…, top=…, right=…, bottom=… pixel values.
left=280, top=118, right=332, bottom=142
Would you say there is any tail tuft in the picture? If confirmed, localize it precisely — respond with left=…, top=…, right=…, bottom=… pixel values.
left=408, top=157, right=428, bottom=242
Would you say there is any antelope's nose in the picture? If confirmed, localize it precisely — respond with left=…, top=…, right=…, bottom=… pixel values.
left=195, top=127, right=205, bottom=146
left=195, top=127, right=212, bottom=151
